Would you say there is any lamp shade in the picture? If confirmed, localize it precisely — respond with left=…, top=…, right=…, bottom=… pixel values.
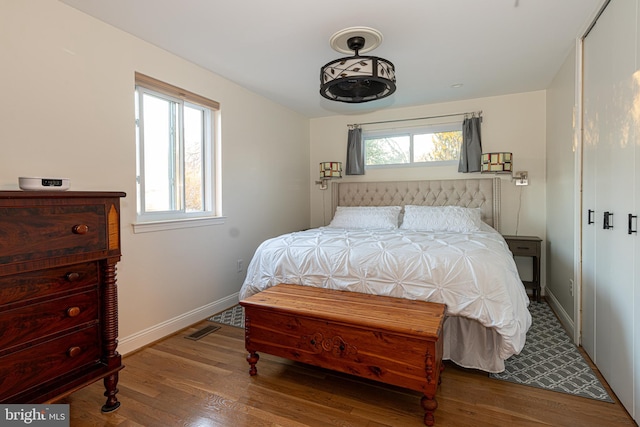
left=319, top=162, right=342, bottom=178
left=481, top=152, right=512, bottom=173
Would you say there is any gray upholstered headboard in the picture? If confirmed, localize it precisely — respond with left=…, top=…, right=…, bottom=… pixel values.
left=331, top=178, right=501, bottom=230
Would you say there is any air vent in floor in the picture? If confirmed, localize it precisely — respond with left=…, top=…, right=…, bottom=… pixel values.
left=185, top=325, right=220, bottom=340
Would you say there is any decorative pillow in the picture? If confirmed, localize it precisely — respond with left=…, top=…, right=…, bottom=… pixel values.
left=328, top=206, right=402, bottom=230
left=400, top=205, right=482, bottom=232
left=449, top=206, right=483, bottom=229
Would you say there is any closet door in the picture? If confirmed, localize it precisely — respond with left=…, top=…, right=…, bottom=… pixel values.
left=634, top=3, right=640, bottom=418
left=581, top=23, right=599, bottom=358
left=580, top=88, right=596, bottom=360
left=635, top=123, right=640, bottom=422
left=603, top=2, right=636, bottom=407
left=583, top=4, right=614, bottom=375
left=582, top=0, right=617, bottom=370
left=582, top=0, right=637, bottom=416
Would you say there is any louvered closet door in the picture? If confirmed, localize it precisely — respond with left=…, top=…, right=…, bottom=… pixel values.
left=582, top=0, right=637, bottom=418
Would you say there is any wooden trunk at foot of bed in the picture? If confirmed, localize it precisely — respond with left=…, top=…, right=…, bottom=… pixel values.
left=240, top=284, right=446, bottom=426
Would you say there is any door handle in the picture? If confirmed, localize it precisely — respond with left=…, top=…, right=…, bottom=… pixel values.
left=629, top=213, right=637, bottom=235
left=588, top=209, right=594, bottom=225
left=603, top=211, right=613, bottom=230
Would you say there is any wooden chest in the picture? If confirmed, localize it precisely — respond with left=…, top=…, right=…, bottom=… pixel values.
left=0, top=191, right=125, bottom=412
left=240, top=284, right=446, bottom=426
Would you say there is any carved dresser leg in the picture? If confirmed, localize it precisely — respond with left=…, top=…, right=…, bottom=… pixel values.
left=101, top=372, right=121, bottom=413
left=247, top=352, right=260, bottom=376
left=101, top=262, right=121, bottom=413
left=421, top=394, right=438, bottom=426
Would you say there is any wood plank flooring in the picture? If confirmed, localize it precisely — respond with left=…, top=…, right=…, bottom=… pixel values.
left=61, top=320, right=635, bottom=427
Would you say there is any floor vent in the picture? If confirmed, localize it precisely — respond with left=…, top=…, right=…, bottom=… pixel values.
left=185, top=325, right=220, bottom=341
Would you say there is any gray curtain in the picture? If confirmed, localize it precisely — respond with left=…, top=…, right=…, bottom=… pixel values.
left=458, top=116, right=483, bottom=173
left=346, top=126, right=364, bottom=175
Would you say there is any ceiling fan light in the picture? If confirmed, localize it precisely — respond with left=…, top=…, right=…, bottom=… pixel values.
left=320, top=31, right=396, bottom=104
left=320, top=55, right=396, bottom=103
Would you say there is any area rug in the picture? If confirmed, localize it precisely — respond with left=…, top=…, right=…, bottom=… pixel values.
left=490, top=301, right=613, bottom=402
left=208, top=304, right=244, bottom=328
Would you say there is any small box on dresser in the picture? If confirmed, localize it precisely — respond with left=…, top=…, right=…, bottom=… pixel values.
left=0, top=191, right=125, bottom=412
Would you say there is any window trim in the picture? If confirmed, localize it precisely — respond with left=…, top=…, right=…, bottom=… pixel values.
left=134, top=73, right=222, bottom=230
left=132, top=216, right=226, bottom=234
left=135, top=72, right=220, bottom=110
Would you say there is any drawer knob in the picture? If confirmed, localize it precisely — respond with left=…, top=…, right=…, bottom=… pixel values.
left=72, top=224, right=89, bottom=235
left=67, top=346, right=82, bottom=357
left=65, top=272, right=80, bottom=282
left=67, top=306, right=81, bottom=317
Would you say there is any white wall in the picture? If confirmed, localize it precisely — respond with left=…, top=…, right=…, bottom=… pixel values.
left=545, top=45, right=579, bottom=332
left=309, top=92, right=547, bottom=288
left=0, top=0, right=310, bottom=354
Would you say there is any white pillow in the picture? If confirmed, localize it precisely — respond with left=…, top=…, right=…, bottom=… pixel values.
left=400, top=205, right=482, bottom=232
left=328, top=206, right=402, bottom=230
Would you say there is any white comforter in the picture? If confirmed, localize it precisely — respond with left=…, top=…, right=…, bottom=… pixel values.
left=240, top=225, right=532, bottom=372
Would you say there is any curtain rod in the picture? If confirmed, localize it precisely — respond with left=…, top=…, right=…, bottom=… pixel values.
left=348, top=110, right=482, bottom=128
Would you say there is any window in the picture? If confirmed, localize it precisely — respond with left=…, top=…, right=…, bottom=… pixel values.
left=364, top=124, right=462, bottom=168
left=134, top=73, right=221, bottom=230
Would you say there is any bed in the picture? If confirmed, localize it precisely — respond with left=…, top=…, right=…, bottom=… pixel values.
left=239, top=178, right=531, bottom=373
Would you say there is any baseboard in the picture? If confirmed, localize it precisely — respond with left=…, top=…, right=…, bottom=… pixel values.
left=544, top=289, right=576, bottom=342
left=118, top=292, right=239, bottom=355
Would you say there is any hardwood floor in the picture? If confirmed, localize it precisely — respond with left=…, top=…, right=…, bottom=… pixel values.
left=61, top=320, right=635, bottom=427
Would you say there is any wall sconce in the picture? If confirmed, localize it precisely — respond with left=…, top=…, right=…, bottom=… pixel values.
left=481, top=152, right=512, bottom=173
left=316, top=162, right=342, bottom=190
left=513, top=171, right=529, bottom=186
left=481, top=152, right=529, bottom=186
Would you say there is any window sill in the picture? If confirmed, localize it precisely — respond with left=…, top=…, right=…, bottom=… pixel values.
left=365, top=160, right=458, bottom=170
left=132, top=216, right=226, bottom=234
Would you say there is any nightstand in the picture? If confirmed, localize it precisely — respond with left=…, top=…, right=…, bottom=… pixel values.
left=502, top=235, right=542, bottom=302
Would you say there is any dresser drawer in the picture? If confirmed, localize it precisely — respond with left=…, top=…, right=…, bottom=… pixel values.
left=0, top=325, right=101, bottom=402
left=506, top=239, right=539, bottom=257
left=0, top=262, right=98, bottom=307
left=0, top=205, right=107, bottom=265
left=0, top=290, right=99, bottom=352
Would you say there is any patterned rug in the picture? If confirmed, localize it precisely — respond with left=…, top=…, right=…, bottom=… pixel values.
left=490, top=301, right=613, bottom=402
left=210, top=302, right=613, bottom=402
left=208, top=304, right=245, bottom=328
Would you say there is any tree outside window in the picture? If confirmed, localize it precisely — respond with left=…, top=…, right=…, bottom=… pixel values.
left=364, top=125, right=462, bottom=167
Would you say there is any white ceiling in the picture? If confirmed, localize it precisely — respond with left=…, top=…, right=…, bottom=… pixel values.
left=59, top=0, right=603, bottom=118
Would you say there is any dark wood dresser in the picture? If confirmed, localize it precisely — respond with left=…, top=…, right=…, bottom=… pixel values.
left=0, top=191, right=125, bottom=412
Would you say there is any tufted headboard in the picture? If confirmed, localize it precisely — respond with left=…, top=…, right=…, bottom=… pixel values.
left=331, top=178, right=501, bottom=230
